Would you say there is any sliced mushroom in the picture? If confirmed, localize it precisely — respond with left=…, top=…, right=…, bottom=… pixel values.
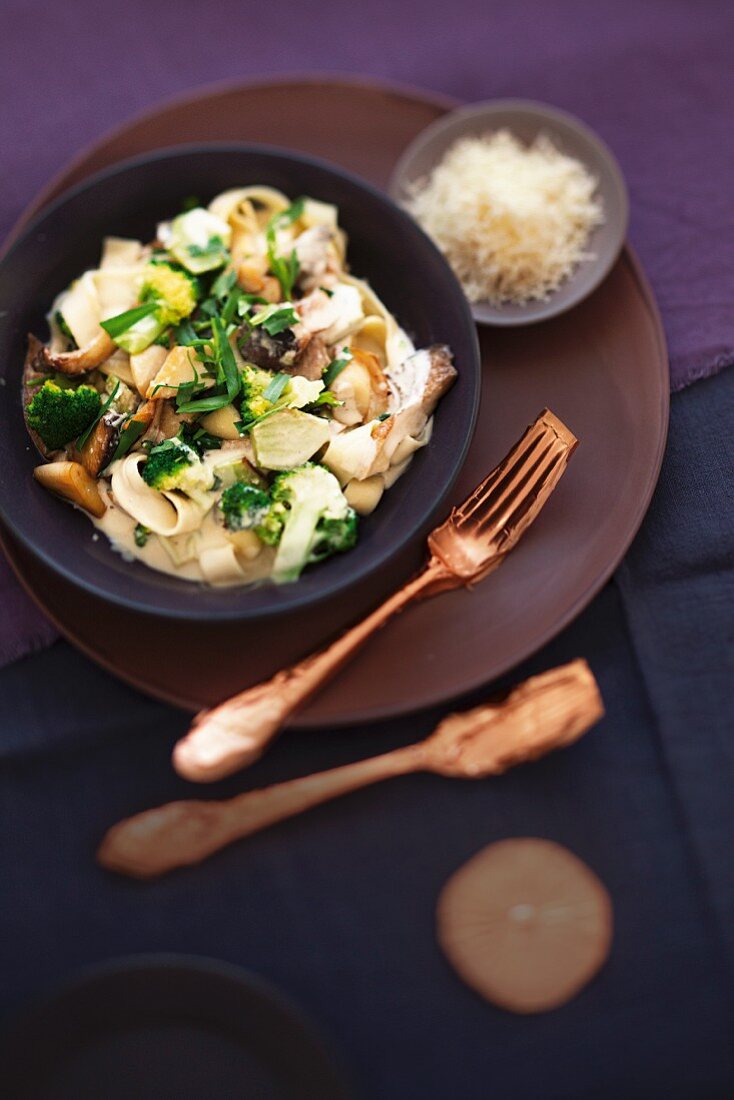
left=34, top=461, right=106, bottom=517
left=77, top=413, right=120, bottom=477
left=34, top=329, right=116, bottom=376
left=155, top=400, right=194, bottom=441
left=288, top=335, right=330, bottom=381
left=322, top=345, right=456, bottom=484
left=388, top=344, right=457, bottom=416
left=236, top=324, right=302, bottom=371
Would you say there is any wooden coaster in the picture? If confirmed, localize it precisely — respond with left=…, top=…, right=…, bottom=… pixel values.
left=437, top=838, right=612, bottom=1013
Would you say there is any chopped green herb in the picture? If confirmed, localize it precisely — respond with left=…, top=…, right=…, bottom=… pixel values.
left=191, top=428, right=223, bottom=453
left=77, top=380, right=119, bottom=449
left=250, top=303, right=299, bottom=336
left=377, top=412, right=392, bottom=422
left=210, top=267, right=238, bottom=299
left=54, top=311, right=78, bottom=348
left=110, top=416, right=147, bottom=463
left=100, top=301, right=160, bottom=340
left=307, top=390, right=341, bottom=410
left=265, top=198, right=305, bottom=299
left=173, top=319, right=199, bottom=346
left=236, top=294, right=267, bottom=317
left=322, top=347, right=353, bottom=387
left=134, top=523, right=151, bottom=547
left=176, top=389, right=233, bottom=415
left=212, top=316, right=240, bottom=401
left=262, top=372, right=290, bottom=403
left=319, top=286, right=335, bottom=298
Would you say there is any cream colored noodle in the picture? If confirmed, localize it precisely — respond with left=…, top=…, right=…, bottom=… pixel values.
left=36, top=186, right=453, bottom=588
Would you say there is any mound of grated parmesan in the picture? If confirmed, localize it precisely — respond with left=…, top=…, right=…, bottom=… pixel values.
left=405, top=130, right=604, bottom=305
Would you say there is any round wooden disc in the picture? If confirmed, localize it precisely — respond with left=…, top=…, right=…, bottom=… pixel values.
left=0, top=77, right=669, bottom=724
left=437, top=838, right=613, bottom=1013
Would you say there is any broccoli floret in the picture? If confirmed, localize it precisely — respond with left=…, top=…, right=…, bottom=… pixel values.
left=141, top=260, right=200, bottom=326
left=237, top=366, right=326, bottom=429
left=310, top=512, right=358, bottom=561
left=219, top=483, right=270, bottom=531
left=263, top=462, right=357, bottom=582
left=239, top=365, right=276, bottom=426
left=25, top=380, right=101, bottom=451
left=134, top=523, right=151, bottom=548
left=142, top=437, right=214, bottom=501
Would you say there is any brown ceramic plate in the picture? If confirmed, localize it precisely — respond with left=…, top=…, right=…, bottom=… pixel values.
left=0, top=76, right=669, bottom=725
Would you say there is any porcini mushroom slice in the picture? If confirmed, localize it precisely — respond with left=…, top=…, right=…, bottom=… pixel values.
left=78, top=414, right=119, bottom=477
left=33, top=461, right=106, bottom=518
left=437, top=839, right=612, bottom=1014
left=35, top=330, right=116, bottom=376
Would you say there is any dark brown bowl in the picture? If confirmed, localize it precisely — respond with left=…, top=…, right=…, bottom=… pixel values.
left=0, top=145, right=480, bottom=622
left=390, top=99, right=629, bottom=326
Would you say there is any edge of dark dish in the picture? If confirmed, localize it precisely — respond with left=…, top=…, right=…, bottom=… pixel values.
left=0, top=144, right=481, bottom=622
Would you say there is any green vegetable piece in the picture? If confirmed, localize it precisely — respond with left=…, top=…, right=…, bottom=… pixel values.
left=265, top=198, right=305, bottom=299
left=263, top=372, right=290, bottom=403
left=54, top=311, right=77, bottom=348
left=251, top=409, right=330, bottom=471
left=100, top=301, right=161, bottom=350
left=219, top=482, right=270, bottom=532
left=249, top=303, right=299, bottom=336
left=265, top=462, right=357, bottom=582
left=26, top=380, right=101, bottom=451
left=168, top=208, right=232, bottom=274
left=141, top=438, right=214, bottom=501
left=77, top=379, right=119, bottom=449
left=141, top=260, right=201, bottom=325
left=322, top=347, right=353, bottom=387
left=111, top=416, right=147, bottom=463
left=134, top=524, right=151, bottom=548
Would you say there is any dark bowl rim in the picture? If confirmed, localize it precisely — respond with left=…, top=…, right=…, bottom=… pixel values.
left=0, top=142, right=481, bottom=622
left=389, top=97, right=630, bottom=327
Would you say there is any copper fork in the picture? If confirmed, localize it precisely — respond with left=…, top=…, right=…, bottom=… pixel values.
left=173, top=409, right=578, bottom=783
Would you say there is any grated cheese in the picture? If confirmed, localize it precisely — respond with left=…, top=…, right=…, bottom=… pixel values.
left=405, top=130, right=604, bottom=305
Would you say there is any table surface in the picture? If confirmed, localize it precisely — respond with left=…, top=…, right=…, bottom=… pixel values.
left=2, top=3, right=734, bottom=1098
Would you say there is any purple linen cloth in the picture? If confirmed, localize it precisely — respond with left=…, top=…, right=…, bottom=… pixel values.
left=0, top=0, right=732, bottom=665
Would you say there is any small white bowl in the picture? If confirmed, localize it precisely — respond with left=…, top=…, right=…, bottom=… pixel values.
left=389, top=99, right=629, bottom=326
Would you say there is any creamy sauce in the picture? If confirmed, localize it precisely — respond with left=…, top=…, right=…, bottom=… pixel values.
left=92, top=490, right=275, bottom=586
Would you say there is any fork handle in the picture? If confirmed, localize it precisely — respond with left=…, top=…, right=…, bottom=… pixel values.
left=173, top=557, right=455, bottom=782
left=99, top=744, right=424, bottom=879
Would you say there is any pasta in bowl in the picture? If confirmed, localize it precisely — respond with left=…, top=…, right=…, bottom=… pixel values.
left=0, top=146, right=478, bottom=620
left=24, top=185, right=457, bottom=588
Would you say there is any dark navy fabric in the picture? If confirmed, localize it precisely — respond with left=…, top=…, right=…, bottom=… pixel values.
left=2, top=3, right=734, bottom=1096
left=2, top=538, right=734, bottom=1098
